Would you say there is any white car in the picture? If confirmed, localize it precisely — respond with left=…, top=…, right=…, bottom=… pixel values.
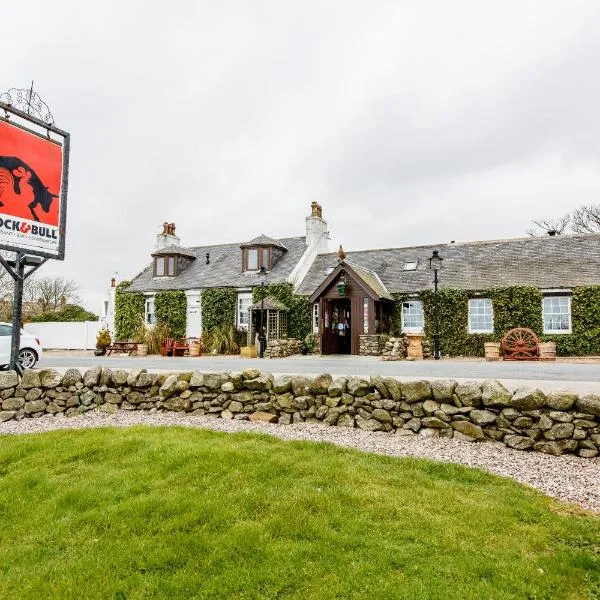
left=0, top=322, right=43, bottom=369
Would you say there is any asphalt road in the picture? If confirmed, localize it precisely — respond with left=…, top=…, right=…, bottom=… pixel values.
left=37, top=354, right=600, bottom=393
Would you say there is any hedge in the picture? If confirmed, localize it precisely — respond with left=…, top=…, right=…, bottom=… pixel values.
left=29, top=304, right=99, bottom=323
left=393, top=285, right=600, bottom=357
left=155, top=290, right=187, bottom=340
left=252, top=282, right=311, bottom=341
left=114, top=281, right=145, bottom=341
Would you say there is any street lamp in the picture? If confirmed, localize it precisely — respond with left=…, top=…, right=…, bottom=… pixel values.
left=257, top=266, right=267, bottom=358
left=428, top=250, right=443, bottom=360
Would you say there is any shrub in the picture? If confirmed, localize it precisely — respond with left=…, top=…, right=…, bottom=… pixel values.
left=29, top=304, right=99, bottom=322
left=96, top=328, right=111, bottom=350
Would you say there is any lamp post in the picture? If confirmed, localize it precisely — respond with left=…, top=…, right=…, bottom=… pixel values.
left=428, top=250, right=443, bottom=360
left=257, top=266, right=267, bottom=358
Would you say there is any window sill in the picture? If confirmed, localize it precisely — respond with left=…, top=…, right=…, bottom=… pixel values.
left=543, top=330, right=572, bottom=335
left=468, top=330, right=494, bottom=335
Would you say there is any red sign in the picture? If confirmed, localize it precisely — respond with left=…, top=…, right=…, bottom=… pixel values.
left=0, top=119, right=64, bottom=257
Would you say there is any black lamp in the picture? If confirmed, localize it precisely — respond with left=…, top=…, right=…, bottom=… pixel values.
left=428, top=250, right=443, bottom=360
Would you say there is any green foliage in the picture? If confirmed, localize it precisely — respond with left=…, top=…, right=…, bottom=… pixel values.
left=114, top=281, right=145, bottom=341
left=393, top=285, right=600, bottom=357
left=29, top=304, right=99, bottom=322
left=201, top=288, right=237, bottom=333
left=143, top=322, right=172, bottom=355
left=95, top=328, right=111, bottom=350
left=252, top=282, right=310, bottom=340
left=0, top=427, right=598, bottom=599
left=543, top=286, right=600, bottom=356
left=202, top=325, right=241, bottom=355
left=155, top=290, right=187, bottom=340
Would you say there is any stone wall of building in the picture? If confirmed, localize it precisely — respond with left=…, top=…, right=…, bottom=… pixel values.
left=359, top=334, right=382, bottom=356
left=265, top=339, right=302, bottom=358
left=0, top=369, right=598, bottom=458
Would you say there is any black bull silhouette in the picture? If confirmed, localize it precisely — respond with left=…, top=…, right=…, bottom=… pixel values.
left=0, top=156, right=58, bottom=222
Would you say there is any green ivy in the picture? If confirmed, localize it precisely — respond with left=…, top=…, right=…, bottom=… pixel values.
left=252, top=282, right=311, bottom=341
left=155, top=290, right=187, bottom=340
left=201, top=288, right=237, bottom=333
left=391, top=285, right=600, bottom=357
left=114, top=281, right=145, bottom=341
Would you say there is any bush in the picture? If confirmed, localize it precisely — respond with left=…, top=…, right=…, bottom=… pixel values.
left=96, top=328, right=111, bottom=350
left=114, top=282, right=145, bottom=341
left=29, top=304, right=99, bottom=322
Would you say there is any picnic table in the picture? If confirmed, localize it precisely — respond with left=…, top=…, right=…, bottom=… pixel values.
left=106, top=342, right=140, bottom=356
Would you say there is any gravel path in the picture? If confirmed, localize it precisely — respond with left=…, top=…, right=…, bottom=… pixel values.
left=1, top=411, right=599, bottom=513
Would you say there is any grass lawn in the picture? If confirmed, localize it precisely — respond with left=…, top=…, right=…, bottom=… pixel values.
left=0, top=427, right=598, bottom=599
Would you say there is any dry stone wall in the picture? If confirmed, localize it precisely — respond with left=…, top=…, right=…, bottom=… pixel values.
left=0, top=369, right=598, bottom=458
left=265, top=339, right=302, bottom=358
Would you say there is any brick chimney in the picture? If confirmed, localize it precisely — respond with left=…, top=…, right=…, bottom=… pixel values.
left=156, top=221, right=180, bottom=251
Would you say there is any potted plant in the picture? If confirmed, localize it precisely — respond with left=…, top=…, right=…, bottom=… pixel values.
left=95, top=328, right=111, bottom=356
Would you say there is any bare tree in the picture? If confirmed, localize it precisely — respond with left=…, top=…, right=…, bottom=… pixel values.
left=30, top=276, right=80, bottom=313
left=526, top=214, right=571, bottom=237
left=571, top=204, right=600, bottom=233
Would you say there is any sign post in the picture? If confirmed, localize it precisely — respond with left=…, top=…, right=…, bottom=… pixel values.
left=0, top=89, right=69, bottom=373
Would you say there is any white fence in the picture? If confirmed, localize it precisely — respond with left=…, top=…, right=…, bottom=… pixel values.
left=24, top=321, right=100, bottom=350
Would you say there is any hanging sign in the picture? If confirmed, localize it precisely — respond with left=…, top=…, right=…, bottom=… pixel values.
left=0, top=107, right=68, bottom=260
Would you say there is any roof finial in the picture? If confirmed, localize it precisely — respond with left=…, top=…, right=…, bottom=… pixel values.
left=337, top=244, right=346, bottom=261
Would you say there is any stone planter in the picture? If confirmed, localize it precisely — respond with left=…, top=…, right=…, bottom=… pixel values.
left=484, top=342, right=501, bottom=361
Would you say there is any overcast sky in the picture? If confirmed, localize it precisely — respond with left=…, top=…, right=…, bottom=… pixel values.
left=3, top=1, right=600, bottom=310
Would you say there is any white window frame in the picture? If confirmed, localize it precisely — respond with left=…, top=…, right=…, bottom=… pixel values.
left=313, top=303, right=319, bottom=333
left=542, top=295, right=572, bottom=334
left=237, top=293, right=252, bottom=329
left=145, top=297, right=156, bottom=325
left=401, top=300, right=424, bottom=333
left=468, top=298, right=494, bottom=334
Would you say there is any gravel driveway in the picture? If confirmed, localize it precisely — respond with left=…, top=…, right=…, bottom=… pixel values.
left=1, top=411, right=598, bottom=513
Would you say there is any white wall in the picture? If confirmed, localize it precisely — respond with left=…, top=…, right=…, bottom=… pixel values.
left=24, top=321, right=100, bottom=350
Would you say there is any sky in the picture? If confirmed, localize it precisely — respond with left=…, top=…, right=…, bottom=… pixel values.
left=2, top=0, right=600, bottom=311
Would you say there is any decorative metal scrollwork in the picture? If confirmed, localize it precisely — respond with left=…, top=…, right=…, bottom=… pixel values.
left=0, top=87, right=54, bottom=125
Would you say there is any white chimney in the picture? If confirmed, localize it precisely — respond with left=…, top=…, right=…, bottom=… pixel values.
left=156, top=222, right=180, bottom=251
left=288, top=202, right=330, bottom=287
left=305, top=202, right=328, bottom=253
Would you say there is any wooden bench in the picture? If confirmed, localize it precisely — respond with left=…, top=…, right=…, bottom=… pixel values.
left=106, top=342, right=139, bottom=356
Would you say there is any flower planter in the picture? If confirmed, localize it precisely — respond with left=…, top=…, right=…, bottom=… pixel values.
left=94, top=348, right=107, bottom=356
left=484, top=342, right=500, bottom=361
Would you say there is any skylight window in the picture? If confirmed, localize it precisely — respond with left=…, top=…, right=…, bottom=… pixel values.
left=403, top=261, right=418, bottom=271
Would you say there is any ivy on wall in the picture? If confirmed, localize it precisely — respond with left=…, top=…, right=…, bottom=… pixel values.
left=155, top=290, right=187, bottom=340
left=392, top=285, right=600, bottom=357
left=252, top=282, right=311, bottom=341
left=114, top=281, right=145, bottom=341
left=201, top=288, right=237, bottom=333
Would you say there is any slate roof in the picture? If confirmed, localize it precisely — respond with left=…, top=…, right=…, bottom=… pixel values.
left=346, top=261, right=394, bottom=301
left=240, top=234, right=288, bottom=250
left=151, top=245, right=197, bottom=258
left=296, top=233, right=600, bottom=296
left=127, top=236, right=307, bottom=292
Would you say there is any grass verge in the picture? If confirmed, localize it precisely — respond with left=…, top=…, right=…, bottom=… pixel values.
left=0, top=426, right=598, bottom=599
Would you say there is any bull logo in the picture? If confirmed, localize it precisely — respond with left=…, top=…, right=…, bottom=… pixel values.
left=0, top=156, right=58, bottom=222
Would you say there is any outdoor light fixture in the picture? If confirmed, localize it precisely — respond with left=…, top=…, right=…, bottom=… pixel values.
left=428, top=250, right=443, bottom=360
left=257, top=266, right=268, bottom=358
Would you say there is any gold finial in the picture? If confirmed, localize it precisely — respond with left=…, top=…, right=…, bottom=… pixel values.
left=337, top=244, right=346, bottom=261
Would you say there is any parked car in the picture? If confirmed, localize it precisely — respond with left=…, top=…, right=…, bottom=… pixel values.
left=0, top=323, right=43, bottom=369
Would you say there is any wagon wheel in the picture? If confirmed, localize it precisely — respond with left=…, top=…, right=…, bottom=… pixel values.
left=502, top=327, right=539, bottom=360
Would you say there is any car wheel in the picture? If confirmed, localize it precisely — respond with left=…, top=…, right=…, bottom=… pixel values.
left=18, top=349, right=38, bottom=369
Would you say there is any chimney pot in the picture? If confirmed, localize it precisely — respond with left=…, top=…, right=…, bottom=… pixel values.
left=110, top=277, right=116, bottom=287
left=548, top=230, right=557, bottom=237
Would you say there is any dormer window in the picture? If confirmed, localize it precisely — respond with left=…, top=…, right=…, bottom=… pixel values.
left=241, top=234, right=288, bottom=273
left=154, top=255, right=177, bottom=277
left=243, top=247, right=271, bottom=272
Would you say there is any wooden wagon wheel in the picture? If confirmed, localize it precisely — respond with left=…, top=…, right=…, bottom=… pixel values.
left=501, top=327, right=540, bottom=361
